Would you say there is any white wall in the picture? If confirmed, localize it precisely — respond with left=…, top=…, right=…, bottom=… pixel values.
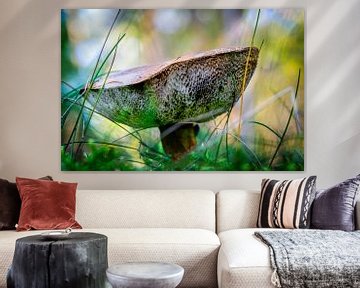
left=0, top=0, right=359, bottom=190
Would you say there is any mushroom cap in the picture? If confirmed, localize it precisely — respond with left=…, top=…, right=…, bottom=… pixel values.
left=92, top=46, right=259, bottom=89
left=87, top=46, right=259, bottom=128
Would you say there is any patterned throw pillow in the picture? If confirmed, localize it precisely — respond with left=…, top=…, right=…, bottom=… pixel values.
left=257, top=176, right=317, bottom=229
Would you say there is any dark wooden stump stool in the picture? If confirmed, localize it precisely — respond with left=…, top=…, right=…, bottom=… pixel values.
left=7, top=232, right=108, bottom=288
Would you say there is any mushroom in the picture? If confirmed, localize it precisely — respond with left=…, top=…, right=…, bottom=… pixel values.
left=86, top=46, right=259, bottom=160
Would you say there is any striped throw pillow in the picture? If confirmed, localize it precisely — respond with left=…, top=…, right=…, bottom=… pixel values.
left=257, top=176, right=317, bottom=229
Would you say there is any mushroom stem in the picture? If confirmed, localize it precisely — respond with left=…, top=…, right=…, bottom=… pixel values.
left=160, top=124, right=199, bottom=161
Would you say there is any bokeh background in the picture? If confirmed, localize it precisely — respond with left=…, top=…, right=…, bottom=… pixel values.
left=61, top=8, right=304, bottom=171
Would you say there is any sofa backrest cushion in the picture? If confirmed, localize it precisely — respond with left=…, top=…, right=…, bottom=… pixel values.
left=216, top=190, right=260, bottom=233
left=217, top=190, right=360, bottom=232
left=76, top=190, right=216, bottom=231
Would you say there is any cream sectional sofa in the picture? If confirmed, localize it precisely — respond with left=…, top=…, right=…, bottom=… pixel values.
left=0, top=189, right=359, bottom=288
left=216, top=190, right=360, bottom=288
left=0, top=190, right=219, bottom=288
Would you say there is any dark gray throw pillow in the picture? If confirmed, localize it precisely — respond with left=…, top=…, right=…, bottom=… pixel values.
left=0, top=176, right=53, bottom=230
left=0, top=179, right=20, bottom=230
left=311, top=174, right=360, bottom=231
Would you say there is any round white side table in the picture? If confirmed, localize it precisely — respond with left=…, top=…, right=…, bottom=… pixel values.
left=106, top=262, right=184, bottom=288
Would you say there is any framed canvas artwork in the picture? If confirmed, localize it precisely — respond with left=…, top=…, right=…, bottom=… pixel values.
left=61, top=9, right=304, bottom=171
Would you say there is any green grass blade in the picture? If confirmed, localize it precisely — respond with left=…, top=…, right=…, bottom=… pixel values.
left=63, top=10, right=122, bottom=153
left=62, top=140, right=139, bottom=152
left=251, top=9, right=261, bottom=46
left=228, top=132, right=263, bottom=169
left=269, top=69, right=301, bottom=168
left=77, top=34, right=123, bottom=156
left=238, top=9, right=261, bottom=136
left=247, top=120, right=282, bottom=139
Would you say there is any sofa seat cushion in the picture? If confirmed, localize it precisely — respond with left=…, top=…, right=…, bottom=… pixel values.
left=0, top=228, right=219, bottom=288
left=218, top=228, right=282, bottom=288
left=102, top=228, right=220, bottom=288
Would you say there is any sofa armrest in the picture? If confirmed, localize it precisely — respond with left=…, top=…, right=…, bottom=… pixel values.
left=356, top=200, right=360, bottom=230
